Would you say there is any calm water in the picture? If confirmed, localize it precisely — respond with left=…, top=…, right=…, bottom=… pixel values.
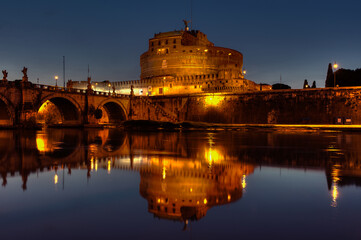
left=0, top=129, right=361, bottom=239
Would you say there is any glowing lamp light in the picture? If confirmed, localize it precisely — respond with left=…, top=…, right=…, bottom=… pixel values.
left=203, top=198, right=208, bottom=205
left=333, top=63, right=338, bottom=69
left=243, top=70, right=247, bottom=75
left=205, top=95, right=222, bottom=106
left=227, top=194, right=231, bottom=201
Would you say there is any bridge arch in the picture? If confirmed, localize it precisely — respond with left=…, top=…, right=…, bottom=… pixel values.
left=96, top=99, right=127, bottom=124
left=37, top=94, right=82, bottom=126
left=0, top=94, right=15, bottom=126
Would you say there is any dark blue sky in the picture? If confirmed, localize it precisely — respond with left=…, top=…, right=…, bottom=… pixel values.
left=1, top=0, right=360, bottom=88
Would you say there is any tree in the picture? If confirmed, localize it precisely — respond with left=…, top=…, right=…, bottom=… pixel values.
left=303, top=79, right=309, bottom=89
left=272, top=83, right=291, bottom=90
left=325, top=63, right=334, bottom=87
left=311, top=81, right=316, bottom=88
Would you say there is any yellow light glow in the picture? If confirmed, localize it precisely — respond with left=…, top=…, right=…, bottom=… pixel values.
left=227, top=194, right=231, bottom=201
left=190, top=188, right=193, bottom=192
left=90, top=157, right=94, bottom=170
left=54, top=174, right=58, bottom=184
left=333, top=63, right=338, bottom=69
left=107, top=160, right=111, bottom=174
left=36, top=137, right=46, bottom=152
left=95, top=159, right=98, bottom=171
left=162, top=166, right=166, bottom=179
left=204, top=95, right=222, bottom=106
left=204, top=49, right=208, bottom=52
left=243, top=70, right=247, bottom=75
left=204, top=198, right=207, bottom=205
left=331, top=184, right=338, bottom=207
left=228, top=53, right=232, bottom=56
left=205, top=148, right=223, bottom=165
left=242, top=175, right=247, bottom=189
left=157, top=198, right=161, bottom=203
left=55, top=76, right=58, bottom=80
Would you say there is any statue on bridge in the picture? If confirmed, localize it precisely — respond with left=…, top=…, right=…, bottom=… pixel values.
left=2, top=70, right=8, bottom=82
left=21, top=67, right=28, bottom=82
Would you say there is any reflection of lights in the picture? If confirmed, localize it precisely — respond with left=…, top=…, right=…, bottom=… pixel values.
left=95, top=159, right=98, bottom=171
left=242, top=175, right=247, bottom=189
left=204, top=198, right=207, bottom=205
left=162, top=166, right=166, bottom=179
left=36, top=137, right=46, bottom=152
left=227, top=194, right=231, bottom=201
left=54, top=174, right=58, bottom=184
left=331, top=184, right=338, bottom=208
left=205, top=148, right=223, bottom=166
left=204, top=95, right=222, bottom=106
left=90, top=157, right=94, bottom=171
left=107, top=160, right=111, bottom=174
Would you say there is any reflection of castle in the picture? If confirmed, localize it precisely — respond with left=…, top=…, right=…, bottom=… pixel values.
left=71, top=23, right=268, bottom=95
left=139, top=159, right=253, bottom=222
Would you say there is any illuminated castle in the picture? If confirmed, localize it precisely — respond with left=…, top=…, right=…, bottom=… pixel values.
left=71, top=23, right=267, bottom=95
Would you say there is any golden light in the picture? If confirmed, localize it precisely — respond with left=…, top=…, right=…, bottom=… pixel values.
left=242, top=175, right=247, bottom=189
left=157, top=198, right=161, bottom=203
left=204, top=95, right=223, bottom=106
left=228, top=53, right=232, bottom=56
left=36, top=136, right=46, bottom=152
left=204, top=49, right=208, bottom=52
left=54, top=76, right=58, bottom=80
left=107, top=160, right=111, bottom=174
left=227, top=194, right=231, bottom=201
left=333, top=63, right=338, bottom=70
left=331, top=184, right=338, bottom=207
left=162, top=166, right=166, bottom=179
left=54, top=173, right=58, bottom=184
left=243, top=70, right=247, bottom=75
left=90, top=157, right=94, bottom=170
left=190, top=188, right=193, bottom=192
left=205, top=148, right=223, bottom=166
left=203, top=198, right=208, bottom=205
left=95, top=159, right=98, bottom=171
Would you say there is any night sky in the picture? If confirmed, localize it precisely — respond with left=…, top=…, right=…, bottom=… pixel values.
left=1, top=0, right=360, bottom=88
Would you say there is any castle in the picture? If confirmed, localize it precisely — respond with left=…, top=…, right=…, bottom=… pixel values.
left=71, top=23, right=268, bottom=95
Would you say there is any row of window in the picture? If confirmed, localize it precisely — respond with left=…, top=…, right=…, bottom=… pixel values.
left=151, top=39, right=177, bottom=47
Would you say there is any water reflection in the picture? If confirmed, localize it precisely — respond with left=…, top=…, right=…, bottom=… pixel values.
left=1, top=129, right=361, bottom=223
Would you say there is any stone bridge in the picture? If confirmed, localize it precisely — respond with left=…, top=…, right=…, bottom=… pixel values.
left=0, top=80, right=182, bottom=128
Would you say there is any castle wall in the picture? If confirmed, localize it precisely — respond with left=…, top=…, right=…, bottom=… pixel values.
left=140, top=87, right=361, bottom=124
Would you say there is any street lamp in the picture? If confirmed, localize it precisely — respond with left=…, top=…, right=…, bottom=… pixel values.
left=55, top=76, right=58, bottom=87
left=333, top=62, right=338, bottom=87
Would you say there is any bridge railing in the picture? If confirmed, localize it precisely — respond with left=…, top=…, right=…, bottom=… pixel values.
left=33, top=83, right=130, bottom=98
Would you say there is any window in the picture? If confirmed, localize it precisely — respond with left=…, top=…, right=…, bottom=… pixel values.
left=173, top=45, right=176, bottom=49
left=158, top=41, right=161, bottom=46
left=173, top=39, right=176, bottom=44
left=165, top=40, right=168, bottom=44
left=151, top=42, right=154, bottom=46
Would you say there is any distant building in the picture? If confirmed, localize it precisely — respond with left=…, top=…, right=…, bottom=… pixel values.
left=71, top=25, right=269, bottom=95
